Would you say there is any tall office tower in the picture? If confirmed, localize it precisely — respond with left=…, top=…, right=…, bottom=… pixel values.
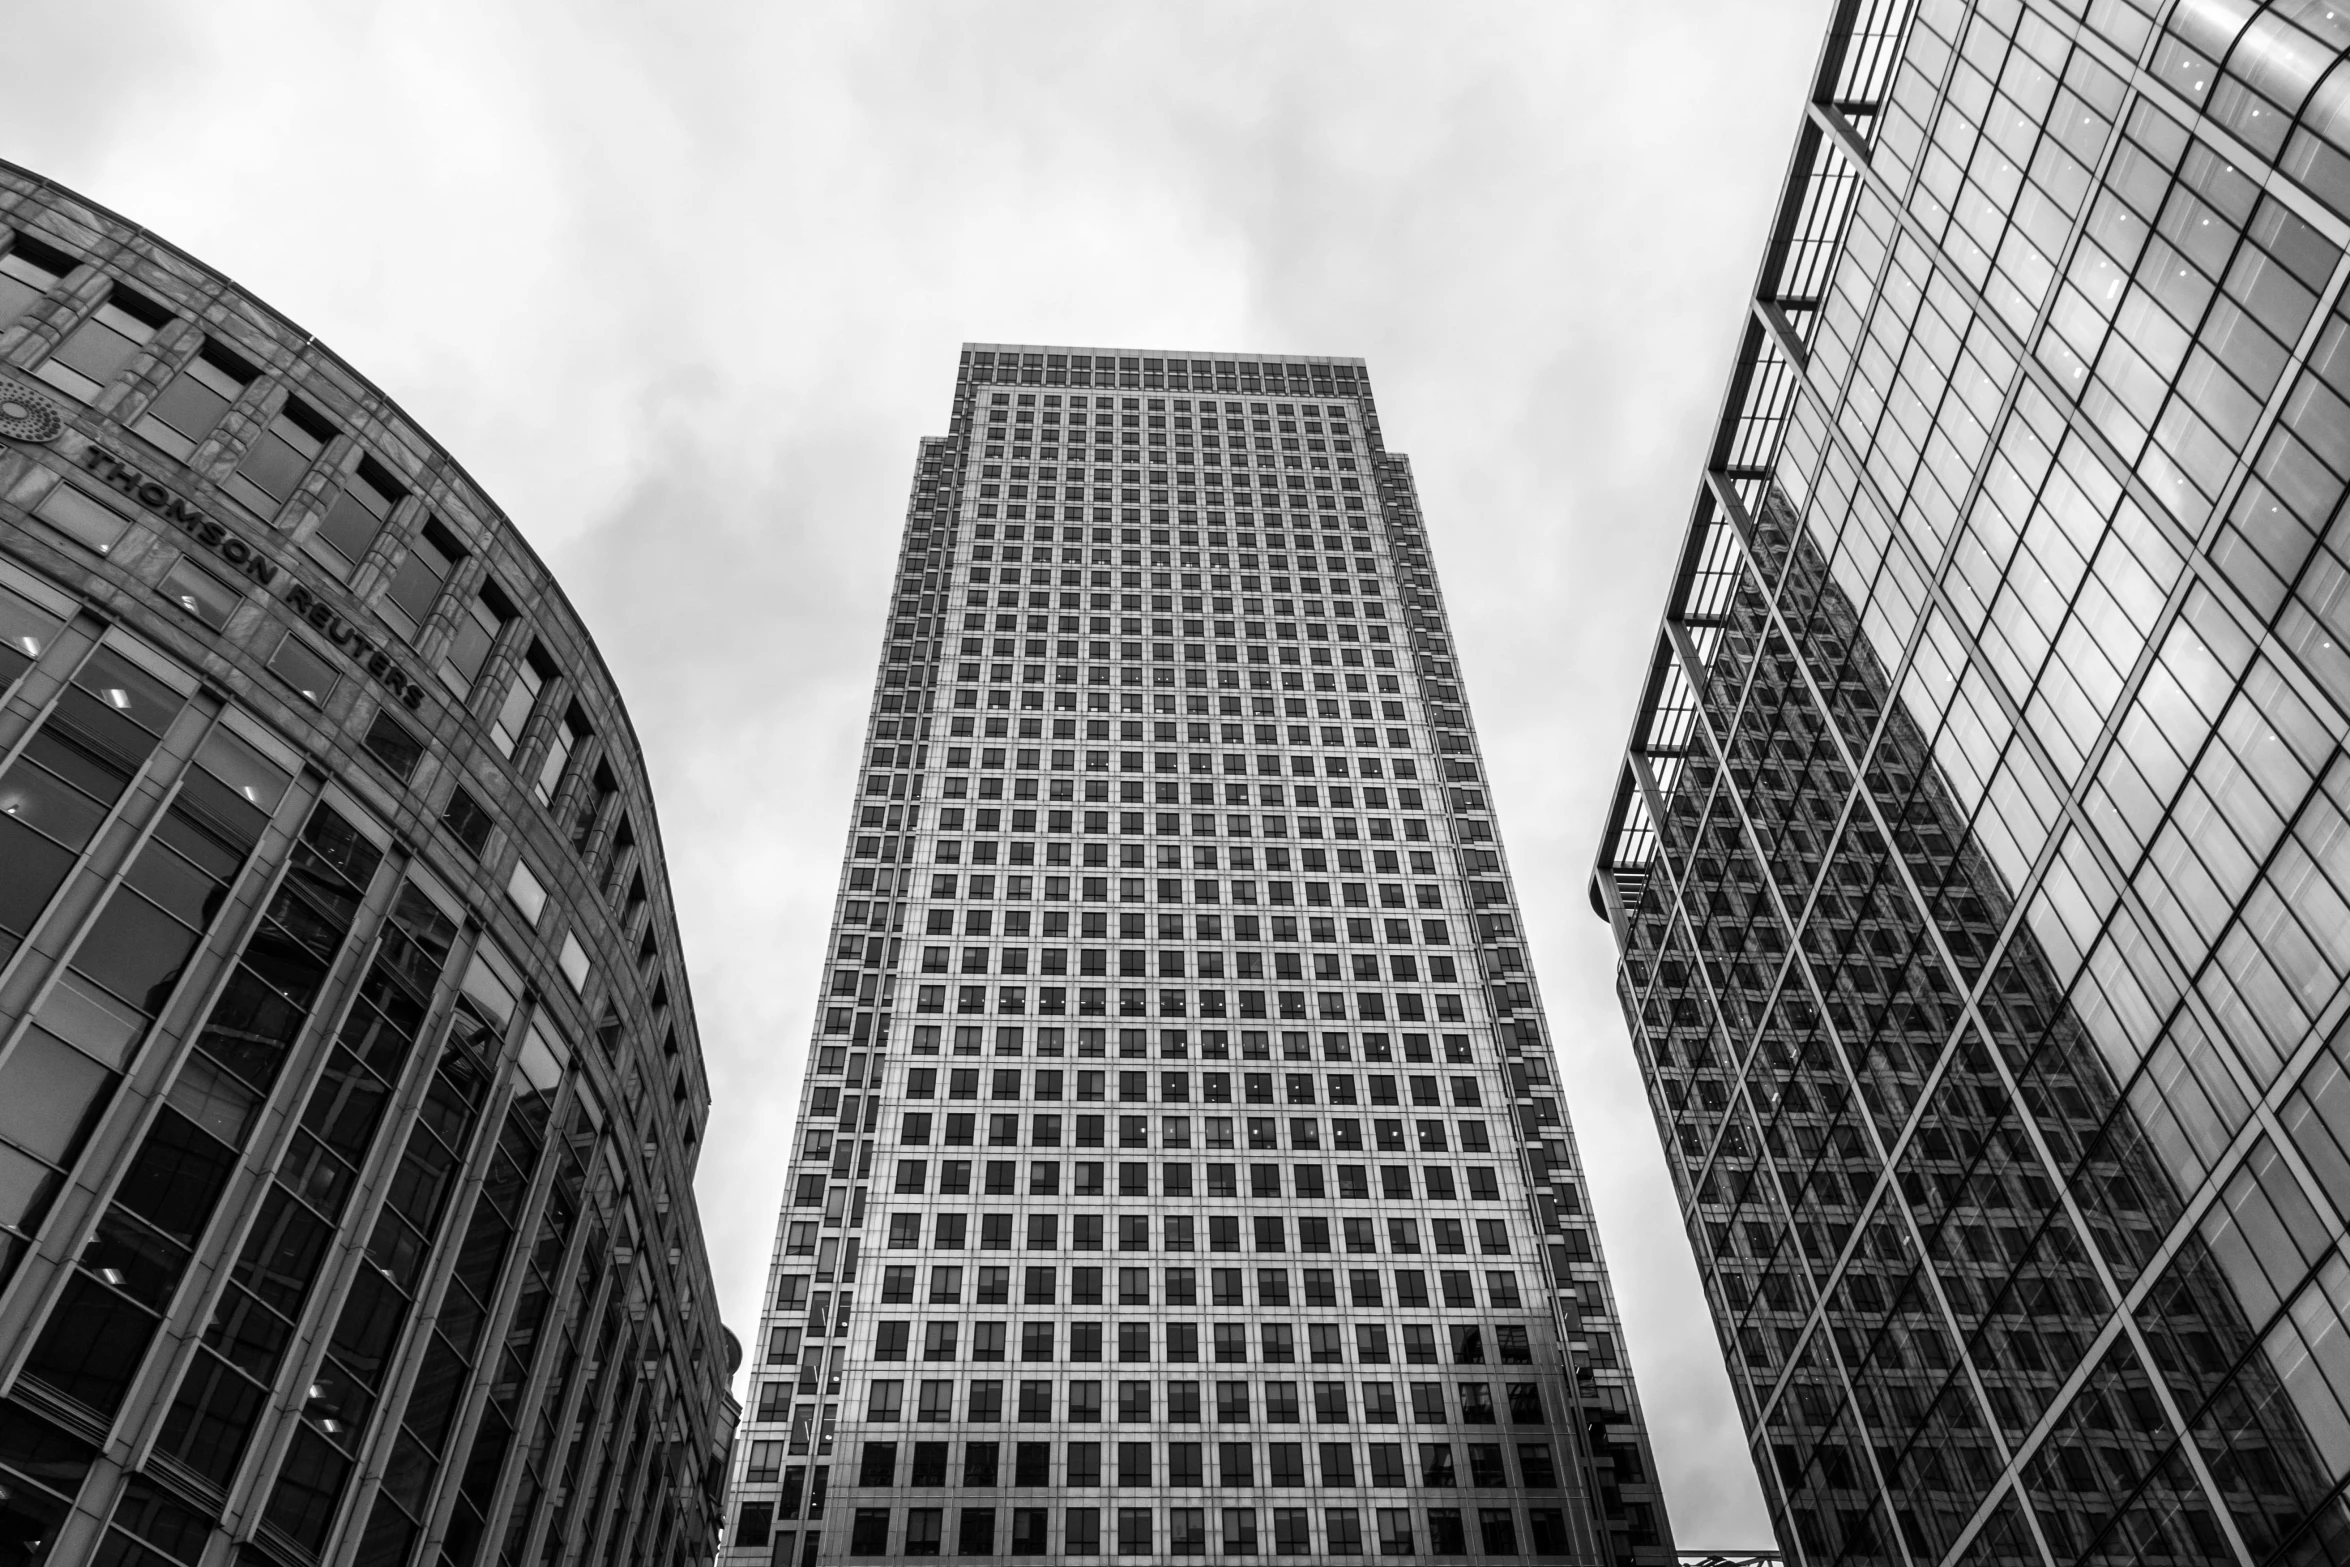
left=0, top=167, right=735, bottom=1567
left=1594, top=2, right=2350, bottom=1565
left=726, top=345, right=1672, bottom=1566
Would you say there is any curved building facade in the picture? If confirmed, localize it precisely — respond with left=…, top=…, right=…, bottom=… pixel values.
left=0, top=165, right=735, bottom=1567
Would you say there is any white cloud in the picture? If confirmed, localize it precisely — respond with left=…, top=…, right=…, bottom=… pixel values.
left=4, top=1, right=1830, bottom=1545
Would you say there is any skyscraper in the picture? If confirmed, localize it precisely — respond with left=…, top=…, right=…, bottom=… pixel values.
left=0, top=166, right=734, bottom=1567
left=726, top=345, right=1671, bottom=1565
left=1595, top=3, right=2350, bottom=1565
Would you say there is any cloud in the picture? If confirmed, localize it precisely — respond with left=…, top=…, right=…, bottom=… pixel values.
left=3, top=1, right=1829, bottom=1545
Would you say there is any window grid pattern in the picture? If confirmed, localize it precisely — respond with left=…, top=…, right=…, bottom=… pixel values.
left=1599, top=3, right=2350, bottom=1567
left=731, top=347, right=1671, bottom=1565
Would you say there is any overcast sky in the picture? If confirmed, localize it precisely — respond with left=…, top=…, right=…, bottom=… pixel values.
left=8, top=1, right=1827, bottom=1547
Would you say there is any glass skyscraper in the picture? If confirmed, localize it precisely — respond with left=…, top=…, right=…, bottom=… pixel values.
left=726, top=345, right=1672, bottom=1564
left=1595, top=2, right=2350, bottom=1565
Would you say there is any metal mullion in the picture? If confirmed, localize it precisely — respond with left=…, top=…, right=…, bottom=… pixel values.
left=1810, top=86, right=2350, bottom=770
left=323, top=932, right=537, bottom=1567
left=1650, top=723, right=1882, bottom=1453
left=1694, top=458, right=2123, bottom=1539
left=404, top=1077, right=584, bottom=1567
left=449, top=1119, right=610, bottom=1567
left=2036, top=0, right=2350, bottom=251
left=1594, top=4, right=1903, bottom=896
left=1747, top=123, right=2270, bottom=1176
left=1988, top=0, right=2350, bottom=641
left=1698, top=466, right=1989, bottom=1171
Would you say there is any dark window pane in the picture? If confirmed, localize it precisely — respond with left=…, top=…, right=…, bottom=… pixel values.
left=362, top=712, right=424, bottom=784
left=440, top=788, right=493, bottom=859
left=156, top=1349, right=266, bottom=1485
left=264, top=1426, right=354, bottom=1552
left=21, top=1273, right=162, bottom=1415
left=113, top=1108, right=237, bottom=1244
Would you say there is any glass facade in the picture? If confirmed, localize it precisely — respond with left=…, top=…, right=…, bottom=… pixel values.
left=1596, top=3, right=2350, bottom=1565
left=727, top=345, right=1670, bottom=1565
left=0, top=165, right=734, bottom=1567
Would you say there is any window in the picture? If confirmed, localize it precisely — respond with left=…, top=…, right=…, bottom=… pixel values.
left=1012, top=1508, right=1049, bottom=1555
left=1274, top=1509, right=1312, bottom=1556
left=1327, top=1510, right=1364, bottom=1556
left=132, top=342, right=252, bottom=459
left=32, top=483, right=130, bottom=555
left=266, top=630, right=340, bottom=708
left=438, top=587, right=508, bottom=696
left=735, top=1502, right=773, bottom=1550
left=1118, top=1508, right=1153, bottom=1557
left=380, top=520, right=464, bottom=642
left=1118, top=1442, right=1152, bottom=1486
left=0, top=236, right=67, bottom=327
left=535, top=708, right=585, bottom=807
left=851, top=1509, right=891, bottom=1555
left=558, top=933, right=590, bottom=993
left=1427, top=1510, right=1465, bottom=1555
left=958, top=1509, right=995, bottom=1557
left=362, top=709, right=425, bottom=783
left=158, top=553, right=242, bottom=631
left=507, top=859, right=548, bottom=925
left=568, top=762, right=615, bottom=852
left=35, top=289, right=168, bottom=401
left=490, top=649, right=548, bottom=757
left=441, top=785, right=493, bottom=859
left=1066, top=1508, right=1101, bottom=1556
left=225, top=399, right=334, bottom=518
left=1526, top=1511, right=1569, bottom=1556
